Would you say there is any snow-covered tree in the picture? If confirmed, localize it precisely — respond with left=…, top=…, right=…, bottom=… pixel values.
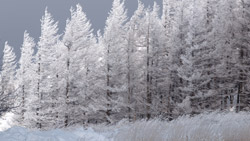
left=37, top=7, right=60, bottom=129
left=102, top=0, right=128, bottom=123
left=15, top=31, right=37, bottom=127
left=124, top=1, right=170, bottom=119
left=211, top=0, right=238, bottom=112
left=0, top=42, right=17, bottom=116
left=62, top=4, right=98, bottom=126
left=228, top=0, right=250, bottom=112
left=144, top=3, right=168, bottom=119
left=162, top=0, right=193, bottom=117
left=140, top=3, right=167, bottom=119
left=124, top=0, right=146, bottom=121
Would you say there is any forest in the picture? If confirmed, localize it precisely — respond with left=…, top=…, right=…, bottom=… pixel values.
left=0, top=0, right=250, bottom=130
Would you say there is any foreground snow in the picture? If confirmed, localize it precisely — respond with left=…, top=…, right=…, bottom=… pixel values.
left=0, top=127, right=110, bottom=141
left=1, top=112, right=250, bottom=141
left=0, top=112, right=14, bottom=132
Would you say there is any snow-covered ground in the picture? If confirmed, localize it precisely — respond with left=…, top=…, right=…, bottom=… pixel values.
left=1, top=112, right=250, bottom=141
left=0, top=112, right=14, bottom=132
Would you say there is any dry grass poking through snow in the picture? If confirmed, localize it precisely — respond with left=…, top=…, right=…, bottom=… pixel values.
left=114, top=112, right=250, bottom=141
left=1, top=112, right=250, bottom=141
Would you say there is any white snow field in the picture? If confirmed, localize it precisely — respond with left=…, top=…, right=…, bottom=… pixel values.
left=0, top=112, right=250, bottom=141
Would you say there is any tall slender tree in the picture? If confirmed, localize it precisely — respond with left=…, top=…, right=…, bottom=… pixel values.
left=0, top=42, right=17, bottom=116
left=124, top=0, right=146, bottom=121
left=63, top=4, right=98, bottom=126
left=102, top=0, right=128, bottom=123
left=15, top=31, right=37, bottom=127
left=37, top=7, right=60, bottom=129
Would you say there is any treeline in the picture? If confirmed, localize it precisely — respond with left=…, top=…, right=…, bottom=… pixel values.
left=1, top=0, right=250, bottom=129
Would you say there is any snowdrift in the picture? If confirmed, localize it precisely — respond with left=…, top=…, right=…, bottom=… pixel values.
left=0, top=127, right=109, bottom=141
left=0, top=112, right=14, bottom=132
left=0, top=112, right=250, bottom=141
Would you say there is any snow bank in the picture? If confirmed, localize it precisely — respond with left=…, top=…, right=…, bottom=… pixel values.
left=0, top=127, right=109, bottom=141
left=0, top=112, right=14, bottom=132
left=1, top=112, right=250, bottom=141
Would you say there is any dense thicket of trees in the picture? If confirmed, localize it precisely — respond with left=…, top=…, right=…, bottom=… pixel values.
left=1, top=0, right=250, bottom=129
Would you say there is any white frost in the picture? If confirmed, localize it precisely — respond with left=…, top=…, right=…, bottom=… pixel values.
left=1, top=112, right=250, bottom=141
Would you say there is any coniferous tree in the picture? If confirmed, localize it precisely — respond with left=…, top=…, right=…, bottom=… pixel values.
left=102, top=0, right=128, bottom=123
left=212, top=0, right=238, bottom=111
left=15, top=31, right=37, bottom=127
left=124, top=0, right=147, bottom=121
left=233, top=0, right=250, bottom=111
left=37, top=8, right=60, bottom=129
left=63, top=4, right=98, bottom=126
left=0, top=42, right=17, bottom=116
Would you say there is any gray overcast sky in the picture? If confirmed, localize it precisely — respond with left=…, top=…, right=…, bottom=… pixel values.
left=0, top=0, right=162, bottom=59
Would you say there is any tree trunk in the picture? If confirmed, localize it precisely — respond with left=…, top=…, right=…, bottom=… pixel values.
left=146, top=23, right=152, bottom=120
left=37, top=54, right=41, bottom=129
left=65, top=47, right=70, bottom=127
left=106, top=44, right=111, bottom=123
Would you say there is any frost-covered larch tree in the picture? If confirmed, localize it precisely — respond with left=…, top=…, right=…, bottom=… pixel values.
left=178, top=0, right=219, bottom=114
left=124, top=0, right=146, bottom=121
left=149, top=2, right=172, bottom=118
left=176, top=1, right=202, bottom=114
left=0, top=42, right=17, bottom=116
left=102, top=0, right=128, bottom=123
left=37, top=8, right=60, bottom=129
left=193, top=0, right=219, bottom=112
left=212, top=0, right=238, bottom=111
left=233, top=0, right=250, bottom=112
left=140, top=3, right=166, bottom=119
left=15, top=31, right=37, bottom=128
left=162, top=0, right=192, bottom=117
left=62, top=4, right=98, bottom=126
